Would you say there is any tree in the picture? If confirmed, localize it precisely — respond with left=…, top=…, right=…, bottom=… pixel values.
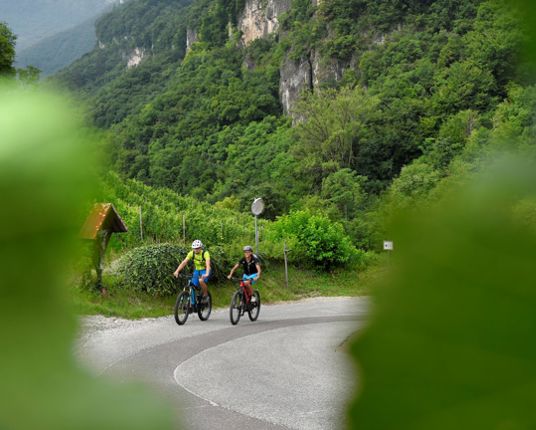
left=293, top=87, right=381, bottom=191
left=18, top=66, right=41, bottom=84
left=321, top=168, right=366, bottom=219
left=0, top=22, right=16, bottom=76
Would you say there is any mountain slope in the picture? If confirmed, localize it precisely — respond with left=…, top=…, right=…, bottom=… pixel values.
left=0, top=0, right=121, bottom=51
left=56, top=0, right=530, bottom=247
left=15, top=18, right=98, bottom=76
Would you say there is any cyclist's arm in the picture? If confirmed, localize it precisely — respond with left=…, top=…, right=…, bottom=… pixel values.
left=228, top=263, right=240, bottom=278
left=203, top=258, right=211, bottom=278
left=255, top=263, right=262, bottom=280
left=174, top=256, right=190, bottom=277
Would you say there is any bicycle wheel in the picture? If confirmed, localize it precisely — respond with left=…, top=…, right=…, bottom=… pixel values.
left=248, top=290, right=261, bottom=322
left=197, top=291, right=212, bottom=321
left=174, top=291, right=190, bottom=325
left=229, top=291, right=243, bottom=325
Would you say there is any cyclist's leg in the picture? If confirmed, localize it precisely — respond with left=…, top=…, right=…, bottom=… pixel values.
left=199, top=269, right=209, bottom=298
left=191, top=270, right=200, bottom=304
left=242, top=274, right=254, bottom=301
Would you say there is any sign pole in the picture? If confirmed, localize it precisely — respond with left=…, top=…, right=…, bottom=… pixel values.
left=251, top=198, right=265, bottom=255
left=255, top=215, right=259, bottom=254
left=284, top=241, right=289, bottom=289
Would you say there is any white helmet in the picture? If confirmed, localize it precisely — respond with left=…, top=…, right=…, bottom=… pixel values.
left=191, top=239, right=203, bottom=249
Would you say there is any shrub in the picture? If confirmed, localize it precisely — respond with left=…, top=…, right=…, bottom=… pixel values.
left=268, top=210, right=358, bottom=270
left=116, top=243, right=186, bottom=296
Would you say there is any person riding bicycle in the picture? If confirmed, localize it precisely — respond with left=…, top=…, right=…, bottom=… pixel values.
left=174, top=240, right=211, bottom=302
left=227, top=245, right=261, bottom=303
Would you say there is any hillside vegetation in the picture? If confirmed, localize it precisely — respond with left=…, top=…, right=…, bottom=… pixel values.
left=56, top=0, right=533, bottom=257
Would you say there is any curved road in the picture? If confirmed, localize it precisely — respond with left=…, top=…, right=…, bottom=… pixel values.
left=77, top=297, right=368, bottom=430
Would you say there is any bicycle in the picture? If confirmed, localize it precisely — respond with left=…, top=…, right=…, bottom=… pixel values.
left=229, top=276, right=261, bottom=325
left=174, top=273, right=212, bottom=325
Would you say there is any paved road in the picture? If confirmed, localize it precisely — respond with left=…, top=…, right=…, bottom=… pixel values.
left=77, top=297, right=368, bottom=430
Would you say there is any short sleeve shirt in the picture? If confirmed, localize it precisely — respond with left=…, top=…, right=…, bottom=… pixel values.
left=187, top=250, right=210, bottom=271
left=239, top=255, right=260, bottom=275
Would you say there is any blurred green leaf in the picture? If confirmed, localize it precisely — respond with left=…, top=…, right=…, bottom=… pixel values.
left=348, top=157, right=536, bottom=429
left=0, top=84, right=174, bottom=430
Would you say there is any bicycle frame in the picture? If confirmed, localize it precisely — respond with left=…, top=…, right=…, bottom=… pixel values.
left=177, top=275, right=202, bottom=308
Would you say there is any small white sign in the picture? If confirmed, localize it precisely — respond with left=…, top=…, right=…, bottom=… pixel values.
left=383, top=241, right=394, bottom=251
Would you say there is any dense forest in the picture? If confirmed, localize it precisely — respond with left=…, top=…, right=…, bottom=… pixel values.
left=53, top=0, right=533, bottom=258
left=4, top=0, right=533, bottom=269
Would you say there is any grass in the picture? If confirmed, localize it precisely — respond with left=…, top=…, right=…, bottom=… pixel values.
left=72, top=262, right=379, bottom=319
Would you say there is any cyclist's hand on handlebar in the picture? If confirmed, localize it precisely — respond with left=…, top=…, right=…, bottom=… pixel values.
left=227, top=274, right=232, bottom=280
left=173, top=270, right=180, bottom=278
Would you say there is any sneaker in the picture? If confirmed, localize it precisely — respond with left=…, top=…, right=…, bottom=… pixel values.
left=250, top=296, right=256, bottom=304
left=202, top=295, right=209, bottom=304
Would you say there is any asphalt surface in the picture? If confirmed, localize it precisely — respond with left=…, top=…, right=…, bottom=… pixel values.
left=77, top=297, right=368, bottom=430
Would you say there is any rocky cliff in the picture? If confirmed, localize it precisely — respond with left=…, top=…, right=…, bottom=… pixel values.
left=235, top=0, right=348, bottom=115
left=237, top=0, right=291, bottom=45
left=279, top=51, right=347, bottom=115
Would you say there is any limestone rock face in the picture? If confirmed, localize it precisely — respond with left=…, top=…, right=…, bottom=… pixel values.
left=126, top=47, right=145, bottom=68
left=186, top=28, right=198, bottom=52
left=279, top=50, right=346, bottom=115
left=279, top=54, right=313, bottom=116
left=238, top=0, right=291, bottom=46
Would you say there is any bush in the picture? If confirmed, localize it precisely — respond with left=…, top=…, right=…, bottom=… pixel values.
left=267, top=211, right=358, bottom=270
left=116, top=243, right=186, bottom=296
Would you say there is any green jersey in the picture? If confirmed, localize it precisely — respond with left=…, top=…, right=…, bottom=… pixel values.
left=187, top=250, right=210, bottom=271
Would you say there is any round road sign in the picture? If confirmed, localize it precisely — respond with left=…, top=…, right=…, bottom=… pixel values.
left=251, top=198, right=265, bottom=216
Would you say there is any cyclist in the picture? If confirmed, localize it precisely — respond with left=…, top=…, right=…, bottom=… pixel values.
left=227, top=245, right=261, bottom=303
left=174, top=240, right=211, bottom=302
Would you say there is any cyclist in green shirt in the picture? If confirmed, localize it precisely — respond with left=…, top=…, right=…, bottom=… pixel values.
left=174, top=239, right=211, bottom=302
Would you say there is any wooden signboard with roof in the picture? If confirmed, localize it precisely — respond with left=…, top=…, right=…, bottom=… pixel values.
left=80, top=203, right=128, bottom=290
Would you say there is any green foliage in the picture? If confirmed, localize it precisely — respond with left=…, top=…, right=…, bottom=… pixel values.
left=293, top=87, right=383, bottom=191
left=55, top=0, right=530, bottom=264
left=388, top=159, right=442, bottom=208
left=268, top=210, right=358, bottom=270
left=321, top=168, right=366, bottom=220
left=423, top=110, right=480, bottom=169
left=109, top=41, right=285, bottom=208
left=348, top=158, right=536, bottom=429
left=116, top=243, right=184, bottom=296
left=0, top=84, right=172, bottom=429
left=0, top=22, right=16, bottom=76
left=17, top=65, right=41, bottom=84
left=99, top=171, right=256, bottom=252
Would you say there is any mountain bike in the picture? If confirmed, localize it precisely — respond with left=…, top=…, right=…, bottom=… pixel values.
left=174, top=273, right=212, bottom=325
left=229, top=276, right=261, bottom=325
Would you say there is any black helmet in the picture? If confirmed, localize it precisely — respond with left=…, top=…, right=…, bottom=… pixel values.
left=243, top=245, right=253, bottom=252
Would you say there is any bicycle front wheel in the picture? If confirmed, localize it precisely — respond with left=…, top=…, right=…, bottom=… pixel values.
left=197, top=292, right=212, bottom=321
left=174, top=291, right=190, bottom=325
left=248, top=290, right=261, bottom=322
left=229, top=291, right=242, bottom=325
